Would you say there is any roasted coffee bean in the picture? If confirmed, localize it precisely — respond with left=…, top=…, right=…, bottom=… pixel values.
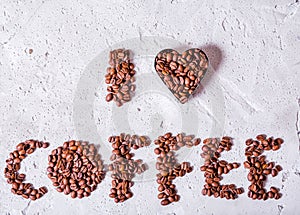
left=108, top=134, right=149, bottom=203
left=155, top=49, right=208, bottom=104
left=275, top=165, right=282, bottom=172
left=4, top=140, right=49, bottom=200
left=161, top=199, right=170, bottom=206
left=244, top=135, right=283, bottom=200
left=200, top=137, right=242, bottom=200
left=39, top=187, right=48, bottom=195
left=275, top=138, right=284, bottom=145
left=42, top=142, right=50, bottom=148
left=268, top=191, right=274, bottom=198
left=155, top=133, right=196, bottom=206
left=232, top=162, right=239, bottom=168
left=47, top=140, right=105, bottom=199
left=271, top=169, right=278, bottom=177
left=105, top=49, right=135, bottom=106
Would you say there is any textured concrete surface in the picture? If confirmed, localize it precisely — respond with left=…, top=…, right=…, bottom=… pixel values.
left=0, top=0, right=300, bottom=214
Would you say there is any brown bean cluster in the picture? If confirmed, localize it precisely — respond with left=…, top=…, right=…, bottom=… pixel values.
left=244, top=134, right=283, bottom=200
left=108, top=134, right=150, bottom=203
left=47, top=140, right=105, bottom=199
left=155, top=48, right=208, bottom=104
left=200, top=137, right=243, bottom=199
left=4, top=140, right=49, bottom=200
left=154, top=132, right=200, bottom=206
left=105, top=49, right=136, bottom=106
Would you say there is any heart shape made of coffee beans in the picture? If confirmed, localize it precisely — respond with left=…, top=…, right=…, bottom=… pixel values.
left=154, top=48, right=209, bottom=104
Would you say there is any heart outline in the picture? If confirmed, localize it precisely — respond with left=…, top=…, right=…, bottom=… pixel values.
left=154, top=48, right=209, bottom=104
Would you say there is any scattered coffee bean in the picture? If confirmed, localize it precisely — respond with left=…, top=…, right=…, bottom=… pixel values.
left=4, top=140, right=49, bottom=200
left=200, top=137, right=243, bottom=200
left=108, top=134, right=150, bottom=203
left=154, top=48, right=208, bottom=104
left=244, top=135, right=283, bottom=200
left=105, top=49, right=136, bottom=106
left=47, top=141, right=105, bottom=199
left=154, top=133, right=198, bottom=206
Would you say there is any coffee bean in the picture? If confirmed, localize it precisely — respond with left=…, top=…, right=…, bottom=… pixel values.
left=105, top=49, right=135, bottom=106
left=232, top=162, right=239, bottom=168
left=263, top=169, right=271, bottom=175
left=254, top=162, right=261, bottom=169
left=71, top=191, right=77, bottom=198
left=16, top=143, right=25, bottom=151
left=271, top=169, right=278, bottom=177
left=200, top=137, right=242, bottom=200
left=155, top=133, right=197, bottom=205
left=275, top=138, right=284, bottom=145
left=47, top=140, right=105, bottom=199
left=42, top=142, right=50, bottom=148
left=22, top=194, right=29, bottom=199
left=154, top=148, right=161, bottom=155
left=12, top=182, right=19, bottom=190
left=256, top=134, right=266, bottom=141
left=270, top=187, right=278, bottom=193
left=155, top=49, right=208, bottom=104
left=193, top=138, right=201, bottom=146
left=274, top=193, right=281, bottom=199
left=275, top=165, right=282, bottom=172
left=29, top=195, right=37, bottom=201
left=39, top=187, right=48, bottom=195
left=227, top=163, right=233, bottom=170
left=244, top=161, right=251, bottom=169
left=244, top=135, right=283, bottom=201
left=161, top=199, right=170, bottom=206
left=4, top=140, right=49, bottom=200
left=108, top=134, right=148, bottom=203
left=268, top=191, right=274, bottom=198
left=272, top=145, right=280, bottom=151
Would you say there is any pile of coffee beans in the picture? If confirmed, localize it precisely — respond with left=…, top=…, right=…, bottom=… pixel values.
left=105, top=49, right=136, bottom=106
left=200, top=137, right=243, bottom=199
left=244, top=135, right=283, bottom=200
left=47, top=140, right=105, bottom=199
left=154, top=133, right=200, bottom=206
left=4, top=134, right=284, bottom=203
left=108, top=134, right=150, bottom=203
left=4, top=140, right=49, bottom=200
left=154, top=48, right=209, bottom=104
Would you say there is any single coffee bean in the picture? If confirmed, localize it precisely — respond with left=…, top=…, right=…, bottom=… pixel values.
left=161, top=199, right=170, bottom=206
left=275, top=138, right=284, bottom=145
left=42, top=142, right=50, bottom=148
left=270, top=187, right=278, bottom=193
left=268, top=191, right=274, bottom=198
left=71, top=191, right=77, bottom=198
left=263, top=169, right=271, bottom=175
left=232, top=162, right=239, bottom=168
left=275, top=165, right=282, bottom=172
left=39, top=187, right=48, bottom=195
left=22, top=194, right=29, bottom=199
left=30, top=195, right=37, bottom=201
left=271, top=169, right=278, bottom=177
left=274, top=193, right=281, bottom=199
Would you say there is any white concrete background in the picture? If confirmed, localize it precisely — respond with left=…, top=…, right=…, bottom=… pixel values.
left=0, top=0, right=300, bottom=214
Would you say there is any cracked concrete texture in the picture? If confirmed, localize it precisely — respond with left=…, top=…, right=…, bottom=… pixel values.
left=0, top=0, right=300, bottom=215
